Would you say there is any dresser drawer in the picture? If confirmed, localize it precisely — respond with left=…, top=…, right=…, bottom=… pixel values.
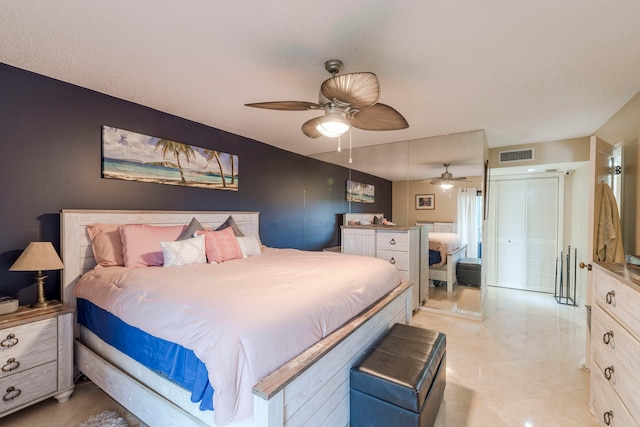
left=376, top=231, right=408, bottom=252
left=591, top=361, right=639, bottom=427
left=593, top=349, right=640, bottom=423
left=592, top=304, right=640, bottom=384
left=0, top=318, right=57, bottom=380
left=595, top=268, right=640, bottom=335
left=0, top=360, right=57, bottom=415
left=376, top=249, right=409, bottom=271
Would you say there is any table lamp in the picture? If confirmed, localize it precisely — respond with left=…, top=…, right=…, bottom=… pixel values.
left=9, top=241, right=64, bottom=308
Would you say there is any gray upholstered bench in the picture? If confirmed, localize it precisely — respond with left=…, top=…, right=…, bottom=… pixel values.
left=350, top=323, right=446, bottom=427
left=457, top=257, right=481, bottom=286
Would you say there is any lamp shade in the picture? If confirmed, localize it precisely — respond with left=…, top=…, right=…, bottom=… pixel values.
left=316, top=108, right=350, bottom=138
left=9, top=242, right=64, bottom=272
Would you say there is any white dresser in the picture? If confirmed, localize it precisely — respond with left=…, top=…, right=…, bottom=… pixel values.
left=591, top=263, right=640, bottom=426
left=342, top=225, right=427, bottom=310
left=0, top=304, right=75, bottom=418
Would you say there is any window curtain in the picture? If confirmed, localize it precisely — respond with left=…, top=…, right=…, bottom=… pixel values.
left=456, top=187, right=478, bottom=258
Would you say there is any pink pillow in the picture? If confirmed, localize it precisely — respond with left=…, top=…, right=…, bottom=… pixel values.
left=196, top=227, right=243, bottom=264
left=87, top=223, right=124, bottom=267
left=119, top=224, right=186, bottom=267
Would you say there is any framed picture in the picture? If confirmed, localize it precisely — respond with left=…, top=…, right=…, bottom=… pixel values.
left=415, top=194, right=435, bottom=210
left=102, top=126, right=239, bottom=191
left=346, top=180, right=375, bottom=203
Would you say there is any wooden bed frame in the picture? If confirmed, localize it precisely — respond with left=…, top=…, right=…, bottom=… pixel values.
left=417, top=221, right=468, bottom=293
left=60, top=209, right=413, bottom=427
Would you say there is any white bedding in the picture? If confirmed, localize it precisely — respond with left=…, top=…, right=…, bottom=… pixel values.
left=429, top=232, right=462, bottom=268
left=74, top=247, right=401, bottom=425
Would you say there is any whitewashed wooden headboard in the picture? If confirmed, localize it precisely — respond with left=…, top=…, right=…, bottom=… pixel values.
left=343, top=213, right=384, bottom=226
left=60, top=209, right=260, bottom=312
left=415, top=221, right=456, bottom=233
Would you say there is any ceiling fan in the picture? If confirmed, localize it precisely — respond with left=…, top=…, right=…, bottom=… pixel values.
left=424, top=164, right=471, bottom=188
left=245, top=59, right=409, bottom=138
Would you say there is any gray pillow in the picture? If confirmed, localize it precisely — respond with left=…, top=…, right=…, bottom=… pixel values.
left=177, top=217, right=205, bottom=240
left=215, top=215, right=244, bottom=237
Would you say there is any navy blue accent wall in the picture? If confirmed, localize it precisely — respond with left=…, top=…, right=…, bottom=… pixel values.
left=0, top=63, right=392, bottom=304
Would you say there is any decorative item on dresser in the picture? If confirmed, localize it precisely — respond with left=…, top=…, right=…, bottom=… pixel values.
left=590, top=263, right=640, bottom=426
left=9, top=242, right=64, bottom=308
left=341, top=213, right=428, bottom=310
left=0, top=305, right=74, bottom=418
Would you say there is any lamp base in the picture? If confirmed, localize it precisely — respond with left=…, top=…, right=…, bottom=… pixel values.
left=31, top=299, right=61, bottom=309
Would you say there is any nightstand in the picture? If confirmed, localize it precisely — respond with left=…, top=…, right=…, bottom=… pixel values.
left=0, top=304, right=74, bottom=418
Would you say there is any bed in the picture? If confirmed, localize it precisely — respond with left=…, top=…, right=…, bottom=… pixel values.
left=60, top=209, right=413, bottom=427
left=416, top=222, right=467, bottom=293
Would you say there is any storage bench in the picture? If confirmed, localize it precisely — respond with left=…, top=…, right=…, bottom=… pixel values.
left=350, top=323, right=446, bottom=427
left=456, top=257, right=481, bottom=287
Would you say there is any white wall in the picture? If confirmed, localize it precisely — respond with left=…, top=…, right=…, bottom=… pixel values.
left=565, top=163, right=590, bottom=305
left=392, top=176, right=482, bottom=226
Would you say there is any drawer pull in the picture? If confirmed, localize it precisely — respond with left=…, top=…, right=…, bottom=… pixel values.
left=603, top=410, right=613, bottom=425
left=603, top=331, right=614, bottom=345
left=1, top=358, right=20, bottom=373
left=389, top=238, right=396, bottom=245
left=604, top=366, right=615, bottom=381
left=0, top=334, right=18, bottom=349
left=389, top=257, right=396, bottom=265
left=605, top=290, right=615, bottom=305
left=2, top=386, right=21, bottom=402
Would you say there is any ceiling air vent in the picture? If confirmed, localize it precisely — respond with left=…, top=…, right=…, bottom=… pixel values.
left=498, top=148, right=534, bottom=163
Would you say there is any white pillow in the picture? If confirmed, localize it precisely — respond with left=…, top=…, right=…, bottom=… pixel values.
left=239, top=224, right=262, bottom=246
left=161, top=235, right=207, bottom=267
left=236, top=235, right=262, bottom=258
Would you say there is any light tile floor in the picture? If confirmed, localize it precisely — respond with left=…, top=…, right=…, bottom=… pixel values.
left=422, top=286, right=599, bottom=427
left=3, top=286, right=598, bottom=427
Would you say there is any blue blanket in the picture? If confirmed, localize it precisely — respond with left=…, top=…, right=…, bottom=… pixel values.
left=77, top=298, right=214, bottom=411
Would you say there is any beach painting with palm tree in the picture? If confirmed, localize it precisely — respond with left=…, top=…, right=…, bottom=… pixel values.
left=346, top=180, right=374, bottom=203
left=101, top=126, right=238, bottom=191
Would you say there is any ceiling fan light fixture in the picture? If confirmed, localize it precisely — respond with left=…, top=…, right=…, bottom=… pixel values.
left=316, top=109, right=350, bottom=138
left=440, top=182, right=453, bottom=189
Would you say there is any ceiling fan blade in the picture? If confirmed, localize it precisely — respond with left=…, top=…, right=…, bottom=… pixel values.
left=301, top=116, right=324, bottom=138
left=348, top=103, right=409, bottom=131
left=245, top=101, right=319, bottom=111
left=321, top=72, right=379, bottom=108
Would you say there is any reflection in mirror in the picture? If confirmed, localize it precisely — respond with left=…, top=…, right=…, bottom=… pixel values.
left=312, top=131, right=486, bottom=319
left=395, top=132, right=485, bottom=320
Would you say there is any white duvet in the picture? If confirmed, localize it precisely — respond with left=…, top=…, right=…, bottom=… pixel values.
left=428, top=232, right=462, bottom=267
left=74, top=248, right=401, bottom=425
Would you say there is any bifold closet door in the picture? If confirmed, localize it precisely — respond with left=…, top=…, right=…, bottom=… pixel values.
left=525, top=178, right=559, bottom=293
left=495, top=180, right=526, bottom=289
left=494, top=177, right=559, bottom=292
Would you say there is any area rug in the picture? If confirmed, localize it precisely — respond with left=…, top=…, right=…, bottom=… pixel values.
left=75, top=410, right=129, bottom=427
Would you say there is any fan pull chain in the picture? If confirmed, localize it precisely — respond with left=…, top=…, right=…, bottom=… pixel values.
left=337, top=136, right=341, bottom=152
left=349, top=130, right=352, bottom=164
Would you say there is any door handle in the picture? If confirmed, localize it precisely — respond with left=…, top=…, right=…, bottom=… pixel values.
left=579, top=262, right=592, bottom=271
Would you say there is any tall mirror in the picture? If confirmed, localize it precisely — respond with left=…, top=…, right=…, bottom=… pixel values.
left=398, top=132, right=485, bottom=319
left=313, top=131, right=486, bottom=320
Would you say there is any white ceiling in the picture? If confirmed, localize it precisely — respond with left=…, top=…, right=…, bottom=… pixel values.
left=2, top=1, right=639, bottom=181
